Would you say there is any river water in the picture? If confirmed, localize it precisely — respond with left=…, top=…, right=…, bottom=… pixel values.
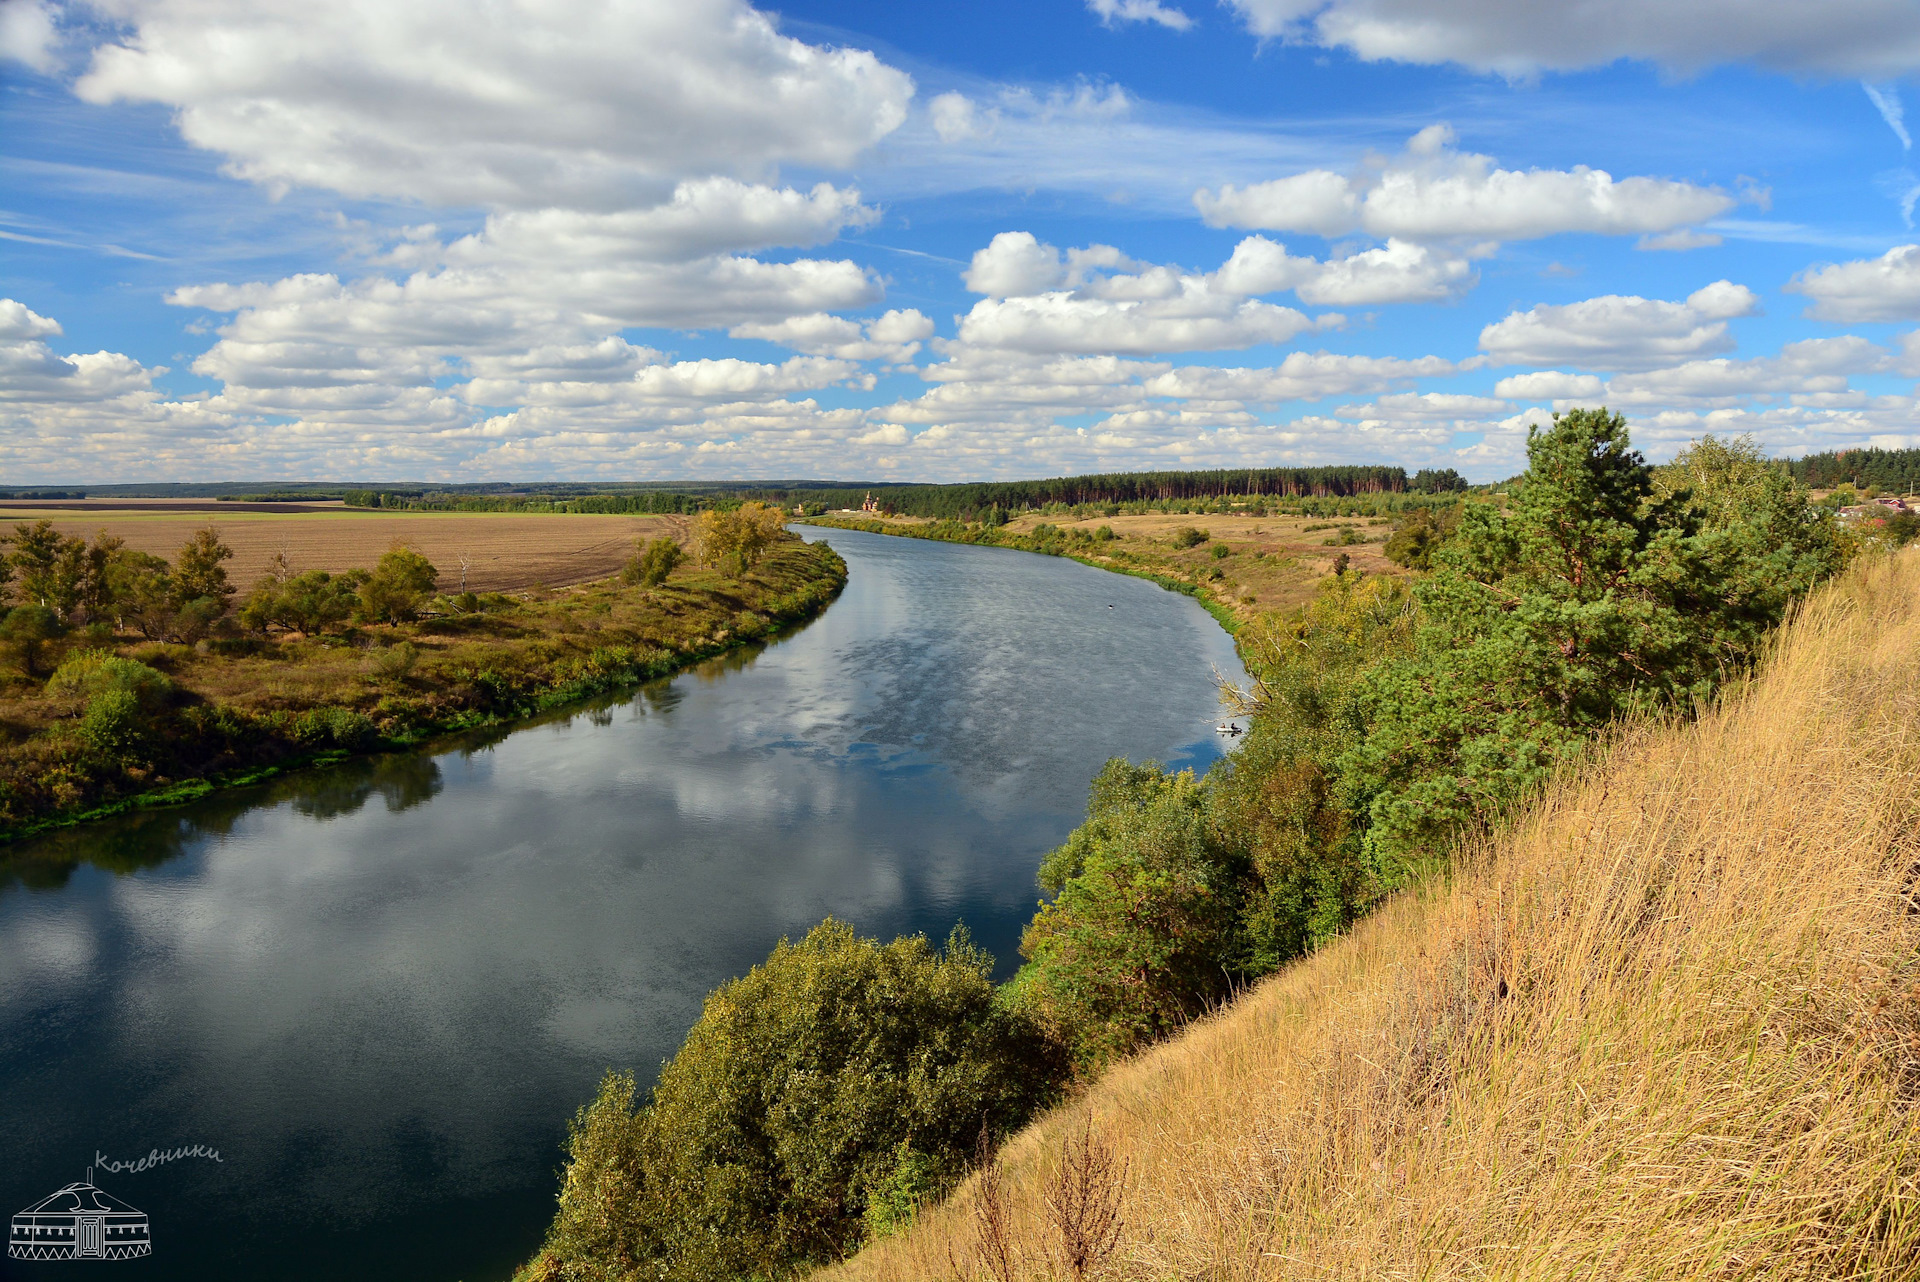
left=0, top=527, right=1245, bottom=1282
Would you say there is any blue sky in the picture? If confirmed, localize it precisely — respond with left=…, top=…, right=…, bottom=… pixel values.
left=4, top=0, right=1920, bottom=483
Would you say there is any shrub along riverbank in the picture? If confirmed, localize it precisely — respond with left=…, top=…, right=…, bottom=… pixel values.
left=517, top=414, right=1914, bottom=1282
left=0, top=506, right=842, bottom=845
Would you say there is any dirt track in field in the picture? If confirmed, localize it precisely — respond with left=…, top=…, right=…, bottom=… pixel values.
left=0, top=502, right=685, bottom=593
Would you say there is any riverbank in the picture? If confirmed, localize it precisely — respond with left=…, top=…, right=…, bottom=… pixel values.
left=822, top=544, right=1920, bottom=1282
left=0, top=538, right=846, bottom=845
left=800, top=510, right=1409, bottom=631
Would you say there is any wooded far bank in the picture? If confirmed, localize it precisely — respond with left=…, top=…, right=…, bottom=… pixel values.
left=0, top=504, right=839, bottom=852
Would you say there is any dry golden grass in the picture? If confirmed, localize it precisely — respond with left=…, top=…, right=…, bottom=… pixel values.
left=0, top=500, right=679, bottom=592
left=827, top=547, right=1920, bottom=1282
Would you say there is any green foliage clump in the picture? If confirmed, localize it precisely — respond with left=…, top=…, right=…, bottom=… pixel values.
left=78, top=688, right=153, bottom=760
left=621, top=537, right=683, bottom=588
left=695, top=502, right=788, bottom=576
left=1209, top=543, right=1231, bottom=560
left=47, top=651, right=175, bottom=762
left=1171, top=526, right=1209, bottom=548
left=1015, top=760, right=1243, bottom=1071
left=358, top=547, right=439, bottom=624
left=289, top=706, right=378, bottom=750
left=174, top=527, right=235, bottom=608
left=239, top=563, right=367, bottom=635
left=535, top=919, right=1063, bottom=1282
left=1344, top=414, right=1842, bottom=883
left=47, top=650, right=173, bottom=708
left=1, top=604, right=66, bottom=676
left=860, top=1140, right=942, bottom=1242
left=1382, top=504, right=1461, bottom=570
left=370, top=640, right=418, bottom=682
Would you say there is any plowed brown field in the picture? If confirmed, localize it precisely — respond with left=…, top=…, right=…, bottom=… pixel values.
left=0, top=501, right=684, bottom=593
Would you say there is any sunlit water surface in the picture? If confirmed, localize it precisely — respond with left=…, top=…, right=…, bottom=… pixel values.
left=0, top=527, right=1246, bottom=1281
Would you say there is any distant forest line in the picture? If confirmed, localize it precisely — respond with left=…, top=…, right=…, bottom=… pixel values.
left=7, top=444, right=1916, bottom=512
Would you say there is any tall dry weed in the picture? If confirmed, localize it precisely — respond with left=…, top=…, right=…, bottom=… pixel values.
left=825, top=548, right=1920, bottom=1282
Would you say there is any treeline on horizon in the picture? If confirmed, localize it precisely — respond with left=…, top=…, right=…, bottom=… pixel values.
left=10, top=447, right=1920, bottom=508
left=336, top=464, right=1468, bottom=520
left=1784, top=446, right=1920, bottom=493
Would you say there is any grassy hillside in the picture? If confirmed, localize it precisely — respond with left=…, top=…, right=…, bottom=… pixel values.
left=821, top=546, right=1920, bottom=1281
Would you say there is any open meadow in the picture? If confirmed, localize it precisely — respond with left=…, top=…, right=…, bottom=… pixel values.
left=822, top=507, right=1410, bottom=620
left=0, top=500, right=681, bottom=594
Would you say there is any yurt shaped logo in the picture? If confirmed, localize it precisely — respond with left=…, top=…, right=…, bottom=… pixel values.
left=9, top=1180, right=151, bottom=1262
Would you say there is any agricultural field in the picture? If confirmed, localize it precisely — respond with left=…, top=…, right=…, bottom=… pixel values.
left=0, top=500, right=681, bottom=594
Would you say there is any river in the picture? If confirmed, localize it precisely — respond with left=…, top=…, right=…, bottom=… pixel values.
left=0, top=526, right=1247, bottom=1281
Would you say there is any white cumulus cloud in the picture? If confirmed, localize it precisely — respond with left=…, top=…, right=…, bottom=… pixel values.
left=969, top=230, right=1475, bottom=321
left=1086, top=0, right=1194, bottom=30
left=1141, top=352, right=1456, bottom=404
left=731, top=309, right=934, bottom=363
left=957, top=292, right=1326, bottom=356
left=1195, top=125, right=1732, bottom=242
left=1786, top=244, right=1920, bottom=321
left=1479, top=281, right=1761, bottom=370
left=1293, top=238, right=1478, bottom=305
left=0, top=0, right=59, bottom=72
left=1221, top=0, right=1920, bottom=79
left=73, top=0, right=915, bottom=210
left=928, top=92, right=995, bottom=143
left=0, top=298, right=64, bottom=342
left=1494, top=371, right=1606, bottom=400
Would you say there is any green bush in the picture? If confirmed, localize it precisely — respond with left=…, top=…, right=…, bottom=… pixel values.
left=370, top=641, right=418, bottom=682
left=861, top=1140, right=941, bottom=1242
left=1171, top=526, right=1209, bottom=548
left=289, top=706, right=378, bottom=749
left=359, top=548, right=439, bottom=624
left=240, top=568, right=365, bottom=634
left=535, top=919, right=1064, bottom=1282
left=1210, top=543, right=1231, bottom=559
left=51, top=650, right=175, bottom=763
left=1015, top=760, right=1244, bottom=1072
left=78, top=687, right=151, bottom=760
left=1382, top=505, right=1461, bottom=570
left=1, top=604, right=66, bottom=676
left=621, top=537, right=683, bottom=588
left=46, top=650, right=172, bottom=709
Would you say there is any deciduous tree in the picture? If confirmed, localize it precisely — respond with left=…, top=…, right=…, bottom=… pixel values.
left=358, top=546, right=439, bottom=623
left=537, top=920, right=1061, bottom=1282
